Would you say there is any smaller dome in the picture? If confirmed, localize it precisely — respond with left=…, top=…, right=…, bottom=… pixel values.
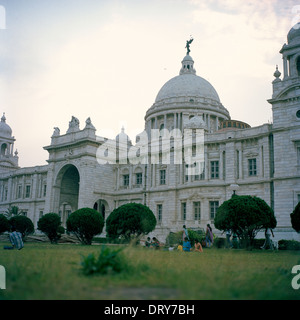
left=0, top=113, right=12, bottom=138
left=287, top=23, right=300, bottom=44
left=184, top=115, right=207, bottom=130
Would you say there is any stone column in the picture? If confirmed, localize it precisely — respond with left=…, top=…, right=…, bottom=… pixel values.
left=283, top=56, right=288, bottom=78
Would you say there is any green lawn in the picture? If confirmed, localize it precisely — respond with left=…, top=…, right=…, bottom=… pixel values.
left=0, top=243, right=299, bottom=300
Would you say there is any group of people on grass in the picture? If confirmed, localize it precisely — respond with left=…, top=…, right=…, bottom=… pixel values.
left=144, top=224, right=276, bottom=252
left=178, top=224, right=213, bottom=252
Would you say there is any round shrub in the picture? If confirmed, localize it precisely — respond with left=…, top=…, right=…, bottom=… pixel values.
left=290, top=202, right=300, bottom=233
left=38, top=213, right=64, bottom=244
left=106, top=203, right=156, bottom=242
left=0, top=214, right=10, bottom=234
left=214, top=195, right=276, bottom=248
left=9, top=215, right=34, bottom=239
left=66, top=208, right=104, bottom=245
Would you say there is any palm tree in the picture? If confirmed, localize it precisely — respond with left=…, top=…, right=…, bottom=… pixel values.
left=5, top=205, right=24, bottom=218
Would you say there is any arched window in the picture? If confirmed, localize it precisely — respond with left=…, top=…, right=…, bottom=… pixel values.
left=296, top=56, right=300, bottom=76
left=1, top=143, right=7, bottom=156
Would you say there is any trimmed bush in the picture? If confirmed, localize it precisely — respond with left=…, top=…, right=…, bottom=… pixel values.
left=38, top=213, right=64, bottom=244
left=290, top=202, right=300, bottom=233
left=278, top=240, right=300, bottom=250
left=66, top=208, right=104, bottom=245
left=9, top=215, right=34, bottom=239
left=214, top=195, right=276, bottom=248
left=0, top=214, right=10, bottom=234
left=106, top=203, right=156, bottom=242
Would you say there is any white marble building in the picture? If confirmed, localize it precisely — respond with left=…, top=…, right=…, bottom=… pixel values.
left=1, top=26, right=300, bottom=242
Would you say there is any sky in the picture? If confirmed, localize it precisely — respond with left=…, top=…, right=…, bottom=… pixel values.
left=0, top=0, right=298, bottom=167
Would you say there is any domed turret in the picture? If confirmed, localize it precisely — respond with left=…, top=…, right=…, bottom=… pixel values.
left=0, top=113, right=12, bottom=138
left=0, top=113, right=19, bottom=171
left=287, top=23, right=300, bottom=44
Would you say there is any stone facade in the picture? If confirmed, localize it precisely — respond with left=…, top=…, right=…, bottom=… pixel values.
left=0, top=27, right=300, bottom=242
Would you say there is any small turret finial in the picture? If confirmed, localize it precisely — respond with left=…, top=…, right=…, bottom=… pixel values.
left=273, top=64, right=281, bottom=82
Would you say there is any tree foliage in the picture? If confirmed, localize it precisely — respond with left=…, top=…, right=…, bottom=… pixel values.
left=0, top=214, right=10, bottom=234
left=290, top=201, right=300, bottom=233
left=38, top=213, right=64, bottom=244
left=214, top=195, right=276, bottom=248
left=106, top=203, right=156, bottom=241
left=9, top=215, right=34, bottom=239
left=5, top=205, right=24, bottom=218
left=66, top=208, right=104, bottom=245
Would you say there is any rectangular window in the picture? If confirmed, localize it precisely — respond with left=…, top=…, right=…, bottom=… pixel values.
left=25, top=185, right=31, bottom=198
left=43, top=184, right=47, bottom=197
left=209, top=201, right=219, bottom=220
left=185, top=164, right=189, bottom=182
left=39, top=211, right=43, bottom=219
left=193, top=201, right=201, bottom=221
left=136, top=173, right=142, bottom=185
left=211, top=161, right=219, bottom=179
left=17, top=185, right=22, bottom=199
left=4, top=188, right=7, bottom=201
left=248, top=158, right=257, bottom=176
left=157, top=204, right=163, bottom=222
left=123, top=174, right=129, bottom=186
left=181, top=202, right=186, bottom=221
left=297, top=146, right=300, bottom=166
left=160, top=170, right=166, bottom=185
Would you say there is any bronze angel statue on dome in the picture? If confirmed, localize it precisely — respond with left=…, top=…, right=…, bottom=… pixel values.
left=185, top=37, right=193, bottom=55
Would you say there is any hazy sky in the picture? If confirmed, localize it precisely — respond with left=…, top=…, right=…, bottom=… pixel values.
left=0, top=0, right=298, bottom=167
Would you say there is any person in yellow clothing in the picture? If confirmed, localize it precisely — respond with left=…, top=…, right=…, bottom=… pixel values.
left=177, top=244, right=183, bottom=252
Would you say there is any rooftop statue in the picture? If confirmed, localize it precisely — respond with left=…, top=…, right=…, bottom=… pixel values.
left=185, top=37, right=193, bottom=55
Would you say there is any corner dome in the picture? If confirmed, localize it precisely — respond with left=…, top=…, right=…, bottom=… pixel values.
left=0, top=113, right=12, bottom=138
left=287, top=23, right=300, bottom=44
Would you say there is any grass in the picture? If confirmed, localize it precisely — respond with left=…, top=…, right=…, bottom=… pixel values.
left=0, top=242, right=299, bottom=300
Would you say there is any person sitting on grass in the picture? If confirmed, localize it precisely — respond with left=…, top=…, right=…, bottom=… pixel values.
left=151, top=237, right=160, bottom=250
left=4, top=227, right=24, bottom=250
left=177, top=243, right=183, bottom=252
left=194, top=239, right=203, bottom=252
left=183, top=237, right=191, bottom=252
left=145, top=237, right=151, bottom=248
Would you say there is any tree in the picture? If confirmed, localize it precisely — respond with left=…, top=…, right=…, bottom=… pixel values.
left=5, top=205, right=24, bottom=218
left=9, top=215, right=34, bottom=239
left=106, top=203, right=156, bottom=242
left=38, top=213, right=64, bottom=244
left=214, top=195, right=277, bottom=248
left=66, top=208, right=104, bottom=245
left=290, top=201, right=300, bottom=233
left=0, top=214, right=10, bottom=235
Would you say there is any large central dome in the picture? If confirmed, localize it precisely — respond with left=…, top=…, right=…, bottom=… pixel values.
left=155, top=73, right=220, bottom=104
left=155, top=53, right=220, bottom=104
left=144, top=51, right=230, bottom=134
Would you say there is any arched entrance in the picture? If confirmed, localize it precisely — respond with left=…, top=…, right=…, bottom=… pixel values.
left=93, top=199, right=109, bottom=221
left=56, top=164, right=80, bottom=226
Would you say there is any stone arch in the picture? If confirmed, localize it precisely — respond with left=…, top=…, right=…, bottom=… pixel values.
left=0, top=143, right=7, bottom=156
left=55, top=164, right=80, bottom=226
left=93, top=199, right=109, bottom=221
